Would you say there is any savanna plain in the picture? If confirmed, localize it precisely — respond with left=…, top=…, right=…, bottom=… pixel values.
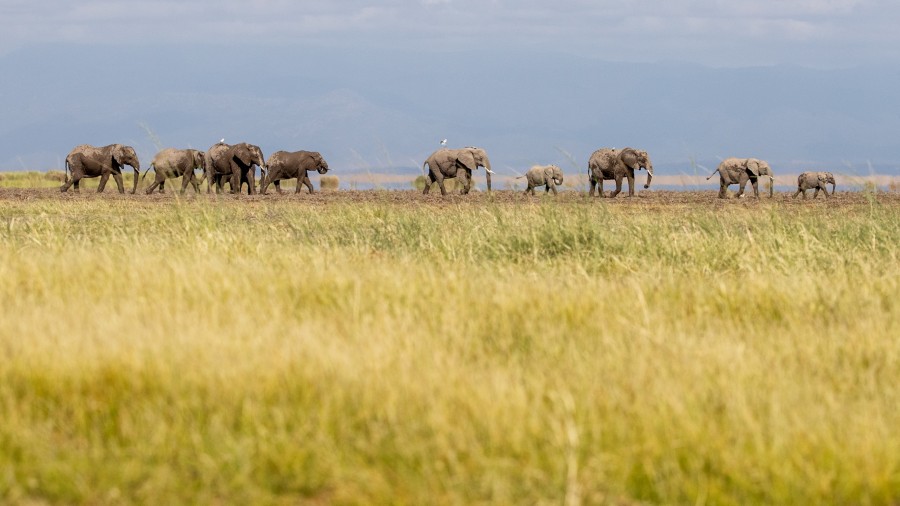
left=1, top=176, right=899, bottom=505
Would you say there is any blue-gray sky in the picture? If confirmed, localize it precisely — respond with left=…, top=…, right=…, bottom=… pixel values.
left=4, top=0, right=899, bottom=66
left=2, top=1, right=900, bottom=179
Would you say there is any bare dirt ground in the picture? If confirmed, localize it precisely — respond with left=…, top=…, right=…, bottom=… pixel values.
left=2, top=187, right=899, bottom=209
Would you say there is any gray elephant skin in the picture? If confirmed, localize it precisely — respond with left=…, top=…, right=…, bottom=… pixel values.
left=141, top=148, right=206, bottom=194
left=211, top=142, right=266, bottom=195
left=61, top=144, right=141, bottom=194
left=793, top=171, right=835, bottom=199
left=203, top=142, right=232, bottom=193
left=588, top=147, right=653, bottom=197
left=422, top=147, right=494, bottom=195
left=260, top=150, right=329, bottom=195
left=519, top=164, right=564, bottom=195
left=707, top=158, right=774, bottom=198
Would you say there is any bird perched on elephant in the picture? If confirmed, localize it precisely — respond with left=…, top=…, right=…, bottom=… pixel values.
left=588, top=147, right=653, bottom=197
left=793, top=171, right=835, bottom=199
left=422, top=147, right=494, bottom=195
left=210, top=142, right=266, bottom=195
left=260, top=150, right=329, bottom=195
left=60, top=144, right=141, bottom=194
left=707, top=158, right=774, bottom=198
left=141, top=148, right=206, bottom=194
left=518, top=164, right=564, bottom=195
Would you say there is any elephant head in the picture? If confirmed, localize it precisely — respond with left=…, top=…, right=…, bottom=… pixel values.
left=620, top=148, right=654, bottom=189
left=820, top=171, right=836, bottom=194
left=746, top=158, right=774, bottom=197
left=459, top=147, right=494, bottom=192
left=313, top=153, right=330, bottom=174
left=111, top=144, right=141, bottom=194
left=544, top=165, right=564, bottom=186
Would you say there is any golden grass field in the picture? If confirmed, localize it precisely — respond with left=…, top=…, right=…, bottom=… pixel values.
left=1, top=175, right=899, bottom=504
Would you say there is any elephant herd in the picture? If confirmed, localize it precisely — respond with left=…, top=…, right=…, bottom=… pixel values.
left=62, top=142, right=329, bottom=196
left=59, top=143, right=837, bottom=199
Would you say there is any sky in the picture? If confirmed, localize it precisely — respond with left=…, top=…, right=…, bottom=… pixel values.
left=2, top=1, right=900, bottom=181
left=4, top=0, right=899, bottom=66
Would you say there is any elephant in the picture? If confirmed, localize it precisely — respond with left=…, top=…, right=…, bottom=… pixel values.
left=260, top=150, right=329, bottom=195
left=588, top=147, right=654, bottom=197
left=793, top=171, right=835, bottom=199
left=60, top=144, right=141, bottom=193
left=422, top=147, right=494, bottom=195
left=518, top=164, right=564, bottom=195
left=210, top=142, right=266, bottom=195
left=707, top=158, right=774, bottom=198
left=141, top=148, right=206, bottom=194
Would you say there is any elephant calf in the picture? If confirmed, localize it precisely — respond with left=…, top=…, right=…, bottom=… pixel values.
left=793, top=171, right=835, bottom=199
left=519, top=164, right=564, bottom=195
left=142, top=148, right=206, bottom=194
left=260, top=150, right=329, bottom=195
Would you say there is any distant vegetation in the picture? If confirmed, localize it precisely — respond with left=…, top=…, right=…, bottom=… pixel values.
left=1, top=190, right=899, bottom=504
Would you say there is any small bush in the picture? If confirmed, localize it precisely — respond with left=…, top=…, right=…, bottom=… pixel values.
left=320, top=175, right=339, bottom=191
left=45, top=170, right=66, bottom=182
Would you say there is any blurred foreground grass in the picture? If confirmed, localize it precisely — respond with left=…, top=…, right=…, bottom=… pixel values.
left=1, top=195, right=899, bottom=504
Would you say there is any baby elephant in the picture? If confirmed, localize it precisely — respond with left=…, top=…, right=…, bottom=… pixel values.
left=519, top=164, right=564, bottom=195
left=793, top=171, right=836, bottom=199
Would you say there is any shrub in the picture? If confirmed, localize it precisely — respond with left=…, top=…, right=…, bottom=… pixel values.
left=320, top=175, right=339, bottom=191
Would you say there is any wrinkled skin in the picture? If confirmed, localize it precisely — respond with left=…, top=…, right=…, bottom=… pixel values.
left=203, top=142, right=232, bottom=193
left=422, top=147, right=493, bottom=195
left=211, top=143, right=266, bottom=195
left=588, top=147, right=653, bottom=197
left=521, top=164, right=564, bottom=195
left=260, top=150, right=329, bottom=195
left=793, top=171, right=835, bottom=199
left=61, top=144, right=141, bottom=194
left=141, top=148, right=206, bottom=194
left=707, top=157, right=774, bottom=198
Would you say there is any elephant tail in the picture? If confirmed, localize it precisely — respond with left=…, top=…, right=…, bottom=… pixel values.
left=140, top=163, right=154, bottom=183
left=421, top=160, right=429, bottom=177
left=706, top=168, right=720, bottom=180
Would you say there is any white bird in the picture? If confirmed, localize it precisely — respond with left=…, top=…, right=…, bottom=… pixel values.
left=219, top=138, right=225, bottom=144
left=440, top=139, right=447, bottom=146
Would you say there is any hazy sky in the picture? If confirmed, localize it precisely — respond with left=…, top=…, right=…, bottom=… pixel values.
left=3, top=0, right=898, bottom=67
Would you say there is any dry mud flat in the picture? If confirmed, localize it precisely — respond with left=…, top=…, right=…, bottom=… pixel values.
left=1, top=187, right=899, bottom=209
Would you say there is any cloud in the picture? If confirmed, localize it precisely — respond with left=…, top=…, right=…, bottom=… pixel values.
left=2, top=0, right=899, bottom=65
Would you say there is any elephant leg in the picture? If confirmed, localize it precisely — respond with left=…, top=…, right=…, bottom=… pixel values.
left=275, top=180, right=284, bottom=194
left=435, top=174, right=448, bottom=196
left=458, top=170, right=472, bottom=194
left=230, top=172, right=240, bottom=194
left=813, top=187, right=820, bottom=199
left=181, top=173, right=192, bottom=194
left=60, top=173, right=77, bottom=192
left=792, top=188, right=801, bottom=198
left=145, top=179, right=161, bottom=194
left=802, top=189, right=807, bottom=199
left=626, top=173, right=635, bottom=196
left=588, top=176, right=597, bottom=197
left=247, top=172, right=256, bottom=195
left=549, top=183, right=557, bottom=195
left=112, top=172, right=126, bottom=193
left=159, top=180, right=166, bottom=194
left=718, top=182, right=727, bottom=199
left=525, top=183, right=533, bottom=195
left=751, top=179, right=759, bottom=198
left=735, top=181, right=746, bottom=198
left=97, top=173, right=110, bottom=192
left=73, top=179, right=81, bottom=192
left=609, top=177, right=623, bottom=198
left=598, top=178, right=605, bottom=198
left=303, top=176, right=314, bottom=194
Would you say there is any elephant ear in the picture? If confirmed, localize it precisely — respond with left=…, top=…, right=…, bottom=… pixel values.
left=746, top=159, right=761, bottom=177
left=620, top=149, right=640, bottom=170
left=456, top=149, right=477, bottom=171
left=234, top=145, right=252, bottom=166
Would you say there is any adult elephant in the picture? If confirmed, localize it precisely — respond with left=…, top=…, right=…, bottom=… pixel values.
left=141, top=148, right=206, bottom=194
left=60, top=144, right=141, bottom=193
left=793, top=171, right=835, bottom=199
left=210, top=142, right=266, bottom=195
left=260, top=150, right=329, bottom=195
left=707, top=158, right=774, bottom=198
left=422, top=147, right=494, bottom=195
left=588, top=147, right=653, bottom=197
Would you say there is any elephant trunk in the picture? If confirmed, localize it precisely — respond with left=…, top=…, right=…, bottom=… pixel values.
left=484, top=159, right=493, bottom=192
left=769, top=176, right=774, bottom=198
left=644, top=169, right=653, bottom=189
left=831, top=182, right=836, bottom=195
left=131, top=162, right=141, bottom=194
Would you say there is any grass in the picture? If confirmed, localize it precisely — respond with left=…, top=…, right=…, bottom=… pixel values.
left=0, top=192, right=899, bottom=504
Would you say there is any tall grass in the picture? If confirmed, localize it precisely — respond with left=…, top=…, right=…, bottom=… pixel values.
left=1, top=196, right=899, bottom=504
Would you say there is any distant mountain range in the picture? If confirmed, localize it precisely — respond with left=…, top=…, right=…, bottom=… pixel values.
left=2, top=44, right=899, bottom=181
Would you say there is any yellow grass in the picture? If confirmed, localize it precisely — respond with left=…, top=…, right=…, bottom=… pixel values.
left=0, top=190, right=899, bottom=504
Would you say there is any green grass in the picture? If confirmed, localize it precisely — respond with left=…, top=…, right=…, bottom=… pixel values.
left=1, top=195, right=899, bottom=504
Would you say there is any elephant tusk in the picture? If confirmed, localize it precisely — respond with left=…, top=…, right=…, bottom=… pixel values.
left=485, top=169, right=496, bottom=174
